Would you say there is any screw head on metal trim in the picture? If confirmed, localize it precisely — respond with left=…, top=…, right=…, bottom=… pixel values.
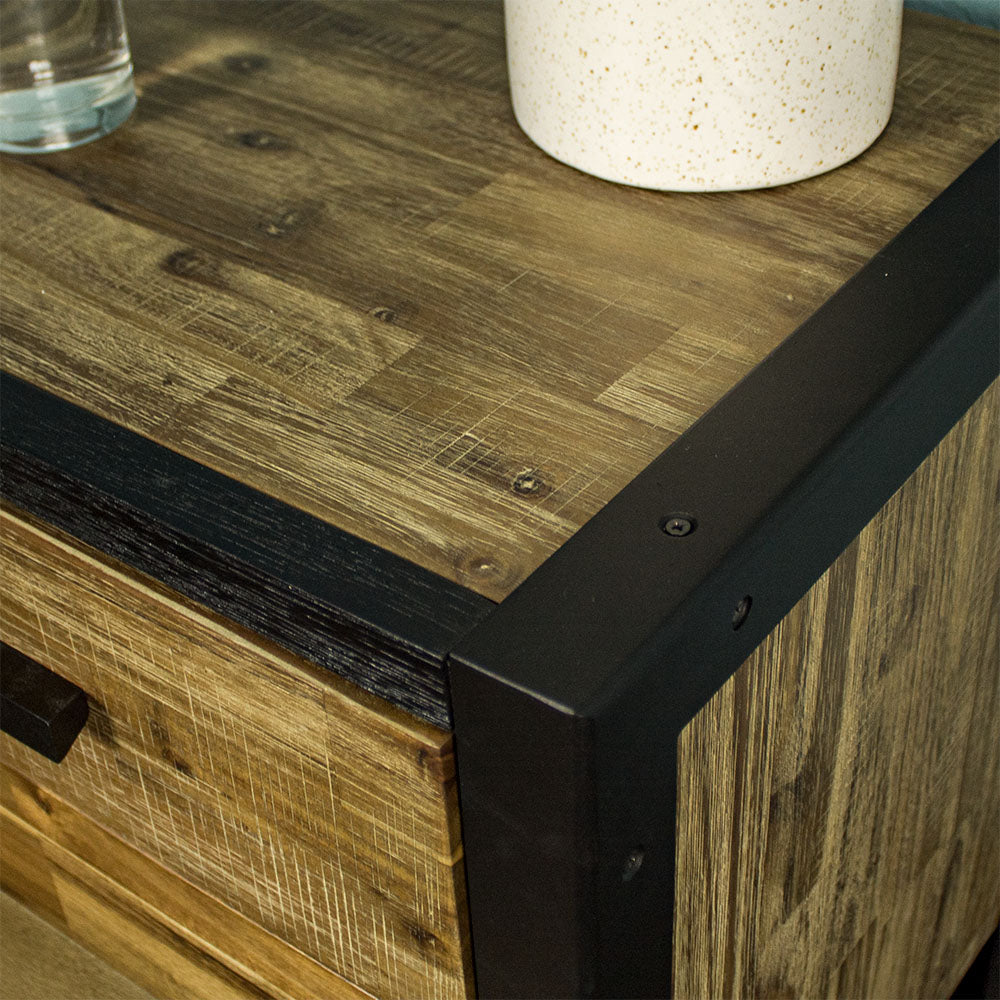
left=662, top=515, right=695, bottom=537
left=621, top=848, right=645, bottom=882
left=732, top=595, right=753, bottom=630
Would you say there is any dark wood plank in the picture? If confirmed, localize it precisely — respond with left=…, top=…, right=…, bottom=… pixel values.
left=1, top=4, right=996, bottom=599
left=675, top=378, right=1000, bottom=999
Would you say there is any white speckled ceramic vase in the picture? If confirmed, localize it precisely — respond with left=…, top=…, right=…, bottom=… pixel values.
left=505, top=0, right=904, bottom=191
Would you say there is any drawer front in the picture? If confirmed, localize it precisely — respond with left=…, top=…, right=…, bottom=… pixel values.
left=0, top=507, right=472, bottom=1000
left=1, top=762, right=371, bottom=1000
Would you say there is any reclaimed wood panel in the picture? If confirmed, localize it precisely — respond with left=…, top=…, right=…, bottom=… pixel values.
left=1, top=889, right=156, bottom=1000
left=674, top=380, right=1000, bottom=999
left=0, top=509, right=471, bottom=1000
left=1, top=4, right=996, bottom=600
left=1, top=805, right=269, bottom=1000
left=1, top=766, right=371, bottom=1000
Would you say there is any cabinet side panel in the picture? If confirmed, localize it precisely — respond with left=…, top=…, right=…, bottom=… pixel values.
left=675, top=379, right=1000, bottom=999
left=0, top=512, right=472, bottom=1000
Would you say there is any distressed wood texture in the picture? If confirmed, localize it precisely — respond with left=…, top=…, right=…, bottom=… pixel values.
left=0, top=508, right=472, bottom=1000
left=0, top=766, right=371, bottom=1000
left=0, top=4, right=996, bottom=601
left=675, top=379, right=1000, bottom=1000
left=1, top=890, right=156, bottom=1000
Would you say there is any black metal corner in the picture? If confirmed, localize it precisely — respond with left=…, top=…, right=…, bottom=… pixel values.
left=449, top=143, right=999, bottom=998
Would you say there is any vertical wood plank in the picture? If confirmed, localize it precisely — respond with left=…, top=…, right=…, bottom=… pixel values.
left=675, top=380, right=1000, bottom=999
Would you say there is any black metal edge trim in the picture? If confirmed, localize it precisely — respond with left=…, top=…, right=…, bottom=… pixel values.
left=0, top=375, right=494, bottom=728
left=449, top=142, right=1000, bottom=998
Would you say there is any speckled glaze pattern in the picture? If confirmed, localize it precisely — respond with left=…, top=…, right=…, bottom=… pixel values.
left=505, top=0, right=904, bottom=191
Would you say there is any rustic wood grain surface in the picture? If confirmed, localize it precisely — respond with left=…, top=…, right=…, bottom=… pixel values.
left=1, top=4, right=997, bottom=600
left=1, top=768, right=375, bottom=1000
left=0, top=889, right=157, bottom=1000
left=674, top=380, right=1000, bottom=1000
left=0, top=507, right=472, bottom=1000
left=1, top=801, right=277, bottom=1000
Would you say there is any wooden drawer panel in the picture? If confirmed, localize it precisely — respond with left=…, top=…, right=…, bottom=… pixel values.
left=1, top=764, right=370, bottom=1000
left=0, top=508, right=472, bottom=1000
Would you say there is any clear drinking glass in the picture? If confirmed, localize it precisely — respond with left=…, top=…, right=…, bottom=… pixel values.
left=0, top=0, right=136, bottom=154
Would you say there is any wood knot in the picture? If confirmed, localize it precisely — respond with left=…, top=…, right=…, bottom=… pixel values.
left=258, top=204, right=317, bottom=238
left=512, top=470, right=546, bottom=496
left=233, top=130, right=290, bottom=151
left=260, top=208, right=301, bottom=237
left=167, top=755, right=194, bottom=778
left=877, top=652, right=892, bottom=678
left=464, top=555, right=503, bottom=578
left=223, top=53, right=270, bottom=75
left=414, top=746, right=452, bottom=782
left=370, top=306, right=396, bottom=323
left=407, top=923, right=438, bottom=948
left=148, top=716, right=169, bottom=745
left=163, top=248, right=210, bottom=277
left=88, top=700, right=118, bottom=748
left=455, top=550, right=520, bottom=594
left=148, top=716, right=194, bottom=777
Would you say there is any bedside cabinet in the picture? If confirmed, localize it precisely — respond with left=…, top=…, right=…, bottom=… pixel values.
left=2, top=4, right=997, bottom=997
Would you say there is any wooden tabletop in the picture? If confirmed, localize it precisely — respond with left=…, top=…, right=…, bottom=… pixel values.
left=1, top=3, right=997, bottom=602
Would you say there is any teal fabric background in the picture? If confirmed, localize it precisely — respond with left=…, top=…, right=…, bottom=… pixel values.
left=904, top=0, right=1000, bottom=29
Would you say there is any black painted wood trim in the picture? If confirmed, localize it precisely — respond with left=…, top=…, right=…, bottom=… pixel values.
left=0, top=376, right=493, bottom=728
left=449, top=142, right=1000, bottom=998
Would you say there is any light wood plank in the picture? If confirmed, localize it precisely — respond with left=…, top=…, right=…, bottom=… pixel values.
left=0, top=509, right=471, bottom=1000
left=1, top=4, right=995, bottom=599
left=0, top=767, right=372, bottom=1000
left=675, top=380, right=1000, bottom=999
left=1, top=890, right=157, bottom=1000
left=2, top=805, right=271, bottom=1000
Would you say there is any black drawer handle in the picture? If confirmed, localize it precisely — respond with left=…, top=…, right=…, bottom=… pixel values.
left=0, top=642, right=89, bottom=763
